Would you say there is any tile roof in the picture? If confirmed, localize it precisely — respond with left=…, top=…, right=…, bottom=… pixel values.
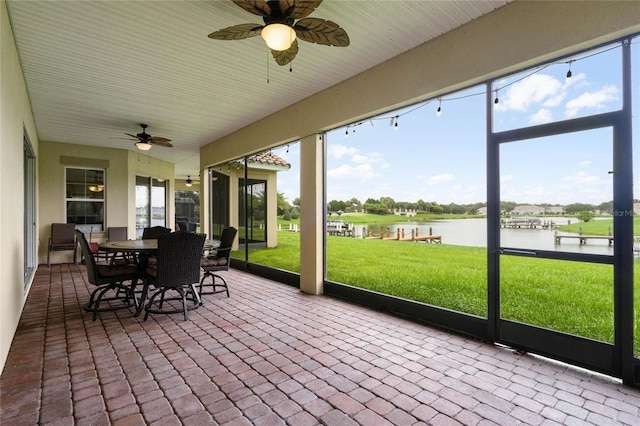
left=248, top=150, right=291, bottom=169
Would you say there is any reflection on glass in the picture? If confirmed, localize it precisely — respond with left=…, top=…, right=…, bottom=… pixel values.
left=501, top=257, right=614, bottom=343
left=325, top=85, right=487, bottom=316
left=500, top=128, right=613, bottom=255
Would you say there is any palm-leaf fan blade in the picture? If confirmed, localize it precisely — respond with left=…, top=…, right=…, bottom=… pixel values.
left=232, top=0, right=271, bottom=17
left=294, top=18, right=349, bottom=47
left=149, top=137, right=173, bottom=148
left=279, top=0, right=323, bottom=19
left=271, top=39, right=299, bottom=65
left=208, top=23, right=263, bottom=40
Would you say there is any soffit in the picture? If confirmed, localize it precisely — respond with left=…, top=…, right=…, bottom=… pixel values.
left=6, top=0, right=509, bottom=178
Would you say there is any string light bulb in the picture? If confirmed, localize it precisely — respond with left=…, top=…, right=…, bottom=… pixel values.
left=436, top=98, right=442, bottom=116
left=566, top=59, right=574, bottom=79
left=494, top=90, right=499, bottom=104
left=394, top=115, right=399, bottom=129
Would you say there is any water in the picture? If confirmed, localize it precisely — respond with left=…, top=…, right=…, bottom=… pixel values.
left=352, top=217, right=615, bottom=256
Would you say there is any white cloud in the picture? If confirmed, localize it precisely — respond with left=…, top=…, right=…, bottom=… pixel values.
left=426, top=173, right=454, bottom=185
left=529, top=108, right=553, bottom=124
left=565, top=84, right=618, bottom=117
left=327, top=163, right=379, bottom=180
left=351, top=152, right=385, bottom=164
left=579, top=160, right=592, bottom=167
left=563, top=171, right=600, bottom=185
left=328, top=144, right=358, bottom=159
left=496, top=73, right=563, bottom=112
left=500, top=174, right=513, bottom=183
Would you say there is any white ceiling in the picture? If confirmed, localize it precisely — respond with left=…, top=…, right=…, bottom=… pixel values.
left=7, top=0, right=510, bottom=179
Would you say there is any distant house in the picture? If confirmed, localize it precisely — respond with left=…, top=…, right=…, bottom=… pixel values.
left=512, top=205, right=545, bottom=215
left=477, top=207, right=488, bottom=215
left=394, top=208, right=417, bottom=217
left=545, top=206, right=564, bottom=215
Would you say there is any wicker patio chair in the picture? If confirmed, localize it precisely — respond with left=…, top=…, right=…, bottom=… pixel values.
left=142, top=231, right=205, bottom=321
left=199, top=226, right=237, bottom=300
left=75, top=230, right=140, bottom=321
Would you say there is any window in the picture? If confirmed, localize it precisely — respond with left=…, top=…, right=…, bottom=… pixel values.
left=66, top=167, right=104, bottom=232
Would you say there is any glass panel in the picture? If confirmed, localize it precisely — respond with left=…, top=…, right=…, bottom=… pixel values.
left=500, top=129, right=613, bottom=255
left=175, top=190, right=200, bottom=232
left=494, top=42, right=622, bottom=132
left=210, top=170, right=230, bottom=240
left=218, top=144, right=300, bottom=272
left=66, top=167, right=104, bottom=231
left=151, top=178, right=166, bottom=228
left=135, top=176, right=150, bottom=239
left=632, top=36, right=640, bottom=357
left=501, top=257, right=614, bottom=342
left=239, top=178, right=266, bottom=246
left=326, top=86, right=487, bottom=316
left=66, top=200, right=104, bottom=229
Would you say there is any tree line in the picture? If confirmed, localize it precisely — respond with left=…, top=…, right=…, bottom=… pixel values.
left=325, top=198, right=622, bottom=216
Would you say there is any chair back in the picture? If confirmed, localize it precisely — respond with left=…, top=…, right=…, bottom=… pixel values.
left=142, top=226, right=172, bottom=240
left=51, top=223, right=76, bottom=246
left=216, top=227, right=238, bottom=260
left=107, top=226, right=127, bottom=241
left=155, top=232, right=205, bottom=288
left=75, top=230, right=99, bottom=285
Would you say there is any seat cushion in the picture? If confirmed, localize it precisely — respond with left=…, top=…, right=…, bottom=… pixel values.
left=97, top=264, right=139, bottom=278
left=201, top=256, right=227, bottom=267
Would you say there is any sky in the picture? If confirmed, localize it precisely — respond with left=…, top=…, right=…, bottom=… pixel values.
left=273, top=39, right=639, bottom=207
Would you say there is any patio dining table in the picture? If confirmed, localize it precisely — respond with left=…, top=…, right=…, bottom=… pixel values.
left=98, top=238, right=220, bottom=316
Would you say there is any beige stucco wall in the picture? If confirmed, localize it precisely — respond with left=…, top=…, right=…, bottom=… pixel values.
left=0, top=0, right=39, bottom=370
left=38, top=142, right=176, bottom=263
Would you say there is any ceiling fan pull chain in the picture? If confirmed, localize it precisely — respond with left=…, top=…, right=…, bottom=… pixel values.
left=266, top=47, right=270, bottom=83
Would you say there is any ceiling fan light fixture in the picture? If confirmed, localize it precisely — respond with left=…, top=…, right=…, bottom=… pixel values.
left=185, top=176, right=193, bottom=187
left=261, top=23, right=296, bottom=51
left=136, top=141, right=152, bottom=151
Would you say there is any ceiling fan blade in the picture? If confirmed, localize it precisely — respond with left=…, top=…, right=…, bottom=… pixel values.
left=149, top=137, right=172, bottom=148
left=281, top=0, right=322, bottom=20
left=208, top=23, right=264, bottom=40
left=294, top=18, right=349, bottom=47
left=232, top=0, right=271, bottom=17
left=271, top=39, right=298, bottom=65
left=125, top=133, right=142, bottom=140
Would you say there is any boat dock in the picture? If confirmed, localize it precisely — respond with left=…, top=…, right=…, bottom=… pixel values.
left=554, top=231, right=613, bottom=246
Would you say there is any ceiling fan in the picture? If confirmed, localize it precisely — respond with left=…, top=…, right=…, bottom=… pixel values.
left=208, top=0, right=349, bottom=66
left=125, top=124, right=173, bottom=151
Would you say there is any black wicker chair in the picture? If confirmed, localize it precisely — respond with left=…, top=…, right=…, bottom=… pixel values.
left=199, top=227, right=237, bottom=300
left=141, top=226, right=172, bottom=239
left=75, top=230, right=140, bottom=321
left=142, top=232, right=205, bottom=321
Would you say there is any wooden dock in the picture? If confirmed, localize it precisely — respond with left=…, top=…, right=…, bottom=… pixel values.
left=554, top=233, right=613, bottom=246
left=365, top=227, right=441, bottom=243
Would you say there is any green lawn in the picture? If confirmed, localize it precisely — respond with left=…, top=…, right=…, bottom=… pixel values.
left=239, top=229, right=639, bottom=353
left=558, top=216, right=640, bottom=236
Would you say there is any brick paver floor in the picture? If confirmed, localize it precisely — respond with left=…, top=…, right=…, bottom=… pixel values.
left=1, top=263, right=639, bottom=425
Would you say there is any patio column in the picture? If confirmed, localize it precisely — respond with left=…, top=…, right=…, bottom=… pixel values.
left=299, top=133, right=324, bottom=295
